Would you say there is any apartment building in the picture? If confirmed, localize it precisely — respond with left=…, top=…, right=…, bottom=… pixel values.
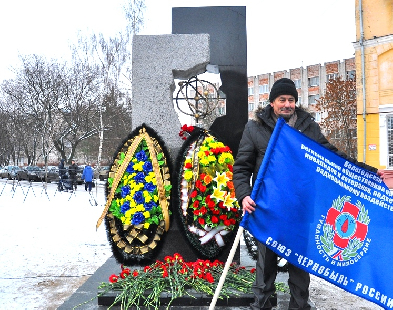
left=247, top=58, right=356, bottom=121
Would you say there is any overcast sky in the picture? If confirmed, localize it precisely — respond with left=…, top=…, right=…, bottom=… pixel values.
left=0, top=0, right=357, bottom=81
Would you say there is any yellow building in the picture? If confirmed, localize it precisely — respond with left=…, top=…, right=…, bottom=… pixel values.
left=354, top=0, right=393, bottom=169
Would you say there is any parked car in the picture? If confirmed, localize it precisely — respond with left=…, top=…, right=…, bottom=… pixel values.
left=0, top=166, right=6, bottom=178
left=97, top=166, right=110, bottom=181
left=40, top=167, right=60, bottom=183
left=1, top=166, right=22, bottom=180
left=16, top=166, right=42, bottom=181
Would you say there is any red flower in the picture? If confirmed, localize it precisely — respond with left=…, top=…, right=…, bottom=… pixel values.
left=193, top=200, right=200, bottom=208
left=190, top=190, right=197, bottom=198
left=133, top=270, right=139, bottom=277
left=227, top=164, right=233, bottom=172
left=224, top=219, right=231, bottom=226
left=120, top=268, right=130, bottom=279
left=205, top=272, right=215, bottom=283
left=207, top=200, right=215, bottom=209
left=250, top=268, right=256, bottom=274
left=211, top=216, right=219, bottom=224
left=185, top=162, right=192, bottom=169
left=198, top=217, right=205, bottom=225
left=173, top=253, right=183, bottom=262
left=109, top=274, right=119, bottom=283
left=199, top=206, right=207, bottom=215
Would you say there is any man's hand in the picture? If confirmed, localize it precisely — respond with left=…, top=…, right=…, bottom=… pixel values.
left=377, top=169, right=385, bottom=180
left=242, top=195, right=256, bottom=214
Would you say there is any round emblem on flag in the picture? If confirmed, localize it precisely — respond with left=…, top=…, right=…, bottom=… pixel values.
left=335, top=212, right=356, bottom=240
left=315, top=195, right=371, bottom=263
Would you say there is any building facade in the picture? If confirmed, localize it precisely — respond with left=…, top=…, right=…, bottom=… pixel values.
left=354, top=0, right=393, bottom=170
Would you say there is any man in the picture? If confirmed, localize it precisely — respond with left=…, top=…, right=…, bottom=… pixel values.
left=233, top=78, right=384, bottom=309
left=82, top=163, right=94, bottom=193
left=68, top=160, right=78, bottom=191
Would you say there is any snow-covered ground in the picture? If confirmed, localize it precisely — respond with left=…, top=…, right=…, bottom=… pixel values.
left=0, top=179, right=383, bottom=310
left=0, top=179, right=112, bottom=310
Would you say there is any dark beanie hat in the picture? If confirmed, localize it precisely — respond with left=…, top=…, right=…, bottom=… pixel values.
left=269, top=78, right=298, bottom=103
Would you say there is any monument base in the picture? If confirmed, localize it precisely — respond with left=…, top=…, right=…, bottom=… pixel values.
left=97, top=290, right=277, bottom=308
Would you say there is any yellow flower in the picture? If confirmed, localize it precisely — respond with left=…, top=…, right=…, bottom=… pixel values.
left=200, top=158, right=209, bottom=166
left=207, top=155, right=216, bottom=163
left=184, top=170, right=193, bottom=181
left=218, top=156, right=226, bottom=164
left=143, top=211, right=150, bottom=218
left=205, top=136, right=214, bottom=143
left=125, top=209, right=135, bottom=217
left=213, top=171, right=230, bottom=189
left=145, top=172, right=156, bottom=183
left=211, top=187, right=226, bottom=202
left=122, top=216, right=131, bottom=225
left=144, top=222, right=150, bottom=229
left=133, top=161, right=144, bottom=171
left=136, top=204, right=145, bottom=212
left=144, top=194, right=152, bottom=203
left=223, top=194, right=237, bottom=209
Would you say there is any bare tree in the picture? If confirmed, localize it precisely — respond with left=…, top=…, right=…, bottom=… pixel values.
left=53, top=58, right=101, bottom=162
left=1, top=55, right=66, bottom=167
left=71, top=0, right=145, bottom=166
left=316, top=76, right=357, bottom=158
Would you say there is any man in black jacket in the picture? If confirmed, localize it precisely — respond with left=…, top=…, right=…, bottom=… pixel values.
left=233, top=78, right=384, bottom=309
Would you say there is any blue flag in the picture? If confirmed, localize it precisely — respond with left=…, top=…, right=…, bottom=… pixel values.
left=240, top=118, right=393, bottom=309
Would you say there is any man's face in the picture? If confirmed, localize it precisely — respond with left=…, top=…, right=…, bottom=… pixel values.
left=270, top=95, right=296, bottom=120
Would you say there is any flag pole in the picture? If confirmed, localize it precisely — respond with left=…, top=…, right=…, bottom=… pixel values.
left=208, top=226, right=244, bottom=310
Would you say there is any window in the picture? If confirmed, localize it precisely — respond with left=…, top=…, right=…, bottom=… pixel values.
left=308, top=94, right=320, bottom=104
left=248, top=87, right=254, bottom=96
left=326, top=73, right=339, bottom=81
left=293, top=79, right=301, bottom=89
left=308, top=76, right=319, bottom=87
left=259, top=84, right=269, bottom=94
left=248, top=103, right=255, bottom=111
left=388, top=115, right=393, bottom=167
left=346, top=70, right=356, bottom=80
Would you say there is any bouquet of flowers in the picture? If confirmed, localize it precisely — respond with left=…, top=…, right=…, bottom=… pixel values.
left=108, top=141, right=171, bottom=229
left=182, top=134, right=241, bottom=232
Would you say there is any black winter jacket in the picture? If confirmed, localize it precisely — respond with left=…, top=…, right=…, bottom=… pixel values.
left=233, top=105, right=377, bottom=204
